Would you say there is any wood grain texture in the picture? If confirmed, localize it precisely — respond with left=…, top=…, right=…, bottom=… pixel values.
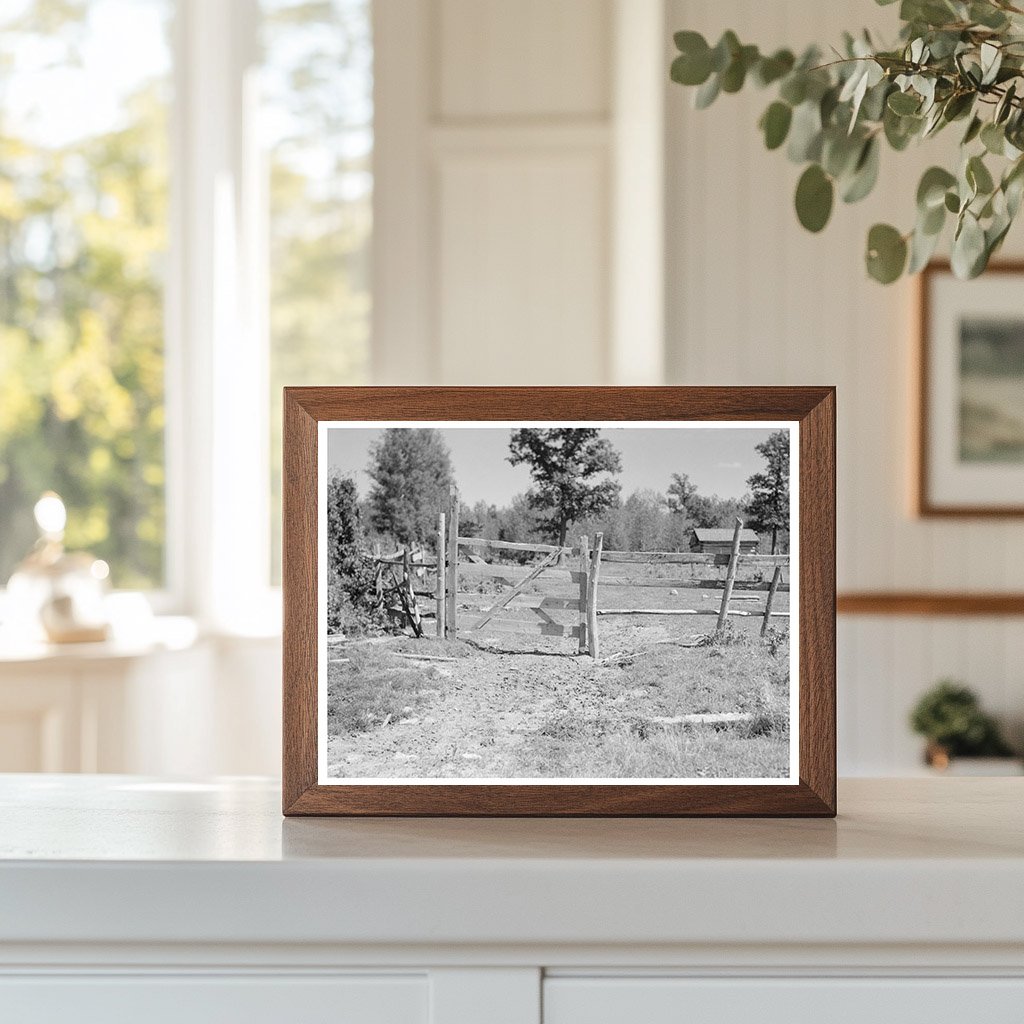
left=917, top=260, right=1024, bottom=518
left=282, top=386, right=836, bottom=817
left=282, top=391, right=319, bottom=813
left=838, top=592, right=1024, bottom=616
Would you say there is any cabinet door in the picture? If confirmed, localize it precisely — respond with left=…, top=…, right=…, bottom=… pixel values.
left=0, top=974, right=428, bottom=1024
left=544, top=977, right=1024, bottom=1024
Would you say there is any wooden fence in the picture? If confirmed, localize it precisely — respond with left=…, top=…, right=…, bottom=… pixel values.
left=437, top=486, right=604, bottom=655
left=377, top=496, right=789, bottom=659
left=595, top=518, right=789, bottom=640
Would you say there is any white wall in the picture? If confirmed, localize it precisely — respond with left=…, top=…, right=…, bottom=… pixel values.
left=196, top=0, right=1024, bottom=779
left=373, top=0, right=665, bottom=386
left=665, top=0, right=1024, bottom=772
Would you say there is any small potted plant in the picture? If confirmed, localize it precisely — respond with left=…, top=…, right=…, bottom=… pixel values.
left=910, top=680, right=1020, bottom=774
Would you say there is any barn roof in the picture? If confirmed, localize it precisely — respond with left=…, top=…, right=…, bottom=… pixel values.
left=692, top=527, right=759, bottom=543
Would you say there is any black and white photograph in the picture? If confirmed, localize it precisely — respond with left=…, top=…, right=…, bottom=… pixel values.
left=317, top=421, right=798, bottom=784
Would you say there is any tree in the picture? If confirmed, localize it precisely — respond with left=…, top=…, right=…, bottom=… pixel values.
left=507, top=428, right=621, bottom=547
left=366, top=429, right=453, bottom=546
left=665, top=473, right=699, bottom=520
left=665, top=473, right=747, bottom=529
left=746, top=430, right=790, bottom=554
left=326, top=472, right=361, bottom=578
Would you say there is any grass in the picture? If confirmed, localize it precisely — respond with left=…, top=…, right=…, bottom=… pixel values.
left=327, top=640, right=463, bottom=734
left=513, top=639, right=791, bottom=779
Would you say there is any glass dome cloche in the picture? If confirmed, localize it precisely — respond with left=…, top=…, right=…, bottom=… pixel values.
left=5, top=492, right=111, bottom=644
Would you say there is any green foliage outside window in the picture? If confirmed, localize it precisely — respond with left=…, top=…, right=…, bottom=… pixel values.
left=0, top=0, right=170, bottom=587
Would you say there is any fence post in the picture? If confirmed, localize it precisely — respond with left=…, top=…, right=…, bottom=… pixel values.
left=446, top=485, right=459, bottom=638
left=588, top=532, right=603, bottom=659
left=716, top=517, right=744, bottom=632
left=436, top=511, right=446, bottom=638
left=577, top=535, right=589, bottom=654
left=761, top=565, right=783, bottom=637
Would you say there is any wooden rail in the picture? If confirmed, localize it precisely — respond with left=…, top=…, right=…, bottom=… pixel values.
left=457, top=536, right=578, bottom=556
left=427, top=497, right=791, bottom=655
left=600, top=550, right=715, bottom=564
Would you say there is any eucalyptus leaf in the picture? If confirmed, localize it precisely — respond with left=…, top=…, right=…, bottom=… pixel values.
left=721, top=44, right=759, bottom=92
left=980, top=42, right=1003, bottom=86
left=970, top=2, right=1009, bottom=29
left=888, top=90, right=921, bottom=115
left=779, top=73, right=807, bottom=106
left=694, top=73, right=721, bottom=109
left=908, top=221, right=942, bottom=273
left=967, top=154, right=995, bottom=195
left=710, top=31, right=740, bottom=73
left=754, top=49, right=795, bottom=87
left=996, top=82, right=1017, bottom=124
left=866, top=223, right=908, bottom=283
left=917, top=166, right=957, bottom=210
left=951, top=211, right=987, bottom=278
left=787, top=101, right=824, bottom=162
left=822, top=128, right=864, bottom=178
left=842, top=137, right=881, bottom=203
left=795, top=164, right=834, bottom=232
left=760, top=101, right=793, bottom=150
left=962, top=115, right=983, bottom=145
left=981, top=121, right=1006, bottom=155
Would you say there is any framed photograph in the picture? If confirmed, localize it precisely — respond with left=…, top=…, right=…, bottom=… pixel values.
left=918, top=261, right=1024, bottom=516
left=283, top=387, right=835, bottom=816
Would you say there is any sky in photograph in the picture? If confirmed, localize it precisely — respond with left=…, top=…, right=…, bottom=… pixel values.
left=327, top=425, right=784, bottom=506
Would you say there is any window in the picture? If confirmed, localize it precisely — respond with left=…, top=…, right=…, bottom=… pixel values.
left=0, top=0, right=172, bottom=589
left=0, top=0, right=373, bottom=617
left=262, top=0, right=373, bottom=581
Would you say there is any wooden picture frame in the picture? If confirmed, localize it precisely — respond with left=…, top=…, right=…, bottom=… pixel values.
left=283, top=387, right=836, bottom=816
left=917, top=260, right=1024, bottom=518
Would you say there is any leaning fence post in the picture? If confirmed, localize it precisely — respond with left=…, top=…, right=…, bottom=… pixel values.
left=588, top=532, right=603, bottom=659
left=761, top=564, right=783, bottom=637
left=577, top=535, right=589, bottom=654
left=436, top=511, right=446, bottom=638
left=716, top=517, right=744, bottom=632
left=446, top=485, right=459, bottom=638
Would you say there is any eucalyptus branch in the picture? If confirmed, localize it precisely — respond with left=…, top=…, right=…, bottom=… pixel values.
left=670, top=0, right=1024, bottom=283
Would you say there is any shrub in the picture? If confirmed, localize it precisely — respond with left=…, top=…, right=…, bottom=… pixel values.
left=910, top=680, right=1014, bottom=758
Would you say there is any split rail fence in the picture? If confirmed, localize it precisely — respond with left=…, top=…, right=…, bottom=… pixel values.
left=374, top=492, right=789, bottom=660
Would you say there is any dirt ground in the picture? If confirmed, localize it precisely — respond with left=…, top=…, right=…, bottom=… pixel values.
left=325, top=573, right=791, bottom=780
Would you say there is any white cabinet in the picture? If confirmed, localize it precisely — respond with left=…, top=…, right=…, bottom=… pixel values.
left=1, top=975, right=428, bottom=1024
left=2, top=777, right=1023, bottom=1024
left=544, top=977, right=1024, bottom=1024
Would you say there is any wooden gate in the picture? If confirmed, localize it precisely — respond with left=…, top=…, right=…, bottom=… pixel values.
left=436, top=486, right=604, bottom=658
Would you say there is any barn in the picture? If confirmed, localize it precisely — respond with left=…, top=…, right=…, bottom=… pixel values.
left=689, top=527, right=760, bottom=555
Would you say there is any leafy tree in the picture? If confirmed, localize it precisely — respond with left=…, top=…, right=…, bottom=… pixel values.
left=746, top=430, right=790, bottom=554
left=665, top=472, right=700, bottom=520
left=366, top=429, right=453, bottom=546
left=495, top=493, right=543, bottom=546
left=665, top=473, right=747, bottom=529
left=324, top=470, right=381, bottom=633
left=670, top=1, right=1024, bottom=283
left=326, top=472, right=361, bottom=577
left=507, top=428, right=622, bottom=547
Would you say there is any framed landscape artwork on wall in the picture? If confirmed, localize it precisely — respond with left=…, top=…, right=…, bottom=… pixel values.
left=282, top=387, right=835, bottom=816
left=918, top=262, right=1024, bottom=517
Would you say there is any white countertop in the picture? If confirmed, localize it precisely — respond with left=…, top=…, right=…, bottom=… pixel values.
left=2, top=775, right=1022, bottom=951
